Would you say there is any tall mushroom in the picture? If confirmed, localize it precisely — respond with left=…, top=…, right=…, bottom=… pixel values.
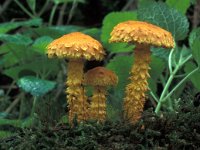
left=84, top=67, right=118, bottom=122
left=109, top=21, right=174, bottom=124
left=47, top=32, right=105, bottom=124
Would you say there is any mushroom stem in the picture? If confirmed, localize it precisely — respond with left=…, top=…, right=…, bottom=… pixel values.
left=89, top=86, right=107, bottom=122
left=66, top=59, right=88, bottom=124
left=123, top=44, right=151, bottom=124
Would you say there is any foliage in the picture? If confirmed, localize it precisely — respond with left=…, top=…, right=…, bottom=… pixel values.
left=1, top=97, right=200, bottom=149
left=0, top=0, right=200, bottom=147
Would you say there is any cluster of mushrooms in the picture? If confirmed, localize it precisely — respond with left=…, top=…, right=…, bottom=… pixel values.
left=47, top=21, right=174, bottom=125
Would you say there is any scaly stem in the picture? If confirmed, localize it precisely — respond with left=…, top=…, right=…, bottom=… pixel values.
left=89, top=86, right=107, bottom=122
left=66, top=59, right=88, bottom=124
left=123, top=44, right=151, bottom=124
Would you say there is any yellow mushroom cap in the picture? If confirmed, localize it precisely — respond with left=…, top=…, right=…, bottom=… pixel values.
left=84, top=67, right=118, bottom=87
left=110, top=21, right=174, bottom=49
left=47, top=32, right=105, bottom=61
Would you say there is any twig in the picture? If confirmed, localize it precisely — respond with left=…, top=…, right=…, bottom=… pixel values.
left=193, top=0, right=200, bottom=28
left=67, top=0, right=78, bottom=24
left=14, top=0, right=35, bottom=18
left=122, top=0, right=136, bottom=11
left=38, top=0, right=51, bottom=16
left=57, top=3, right=67, bottom=25
left=5, top=94, right=23, bottom=114
left=0, top=0, right=12, bottom=15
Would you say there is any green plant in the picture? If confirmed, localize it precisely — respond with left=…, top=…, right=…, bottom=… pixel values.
left=0, top=0, right=200, bottom=147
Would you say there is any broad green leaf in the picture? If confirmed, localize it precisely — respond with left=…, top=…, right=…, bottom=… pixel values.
left=101, top=11, right=137, bottom=53
left=151, top=47, right=171, bottom=60
left=148, top=56, right=166, bottom=95
left=26, top=0, right=36, bottom=12
left=1, top=52, right=19, bottom=68
left=33, top=25, right=85, bottom=38
left=0, top=18, right=42, bottom=34
left=191, top=38, right=200, bottom=65
left=184, top=61, right=200, bottom=90
left=0, top=44, right=38, bottom=68
left=82, top=28, right=101, bottom=41
left=106, top=55, right=133, bottom=100
left=0, top=34, right=32, bottom=45
left=32, top=36, right=53, bottom=54
left=101, top=11, right=137, bottom=43
left=4, top=58, right=59, bottom=80
left=189, top=27, right=200, bottom=47
left=138, top=1, right=189, bottom=41
left=150, top=56, right=166, bottom=81
left=166, top=0, right=190, bottom=14
left=17, top=76, right=56, bottom=97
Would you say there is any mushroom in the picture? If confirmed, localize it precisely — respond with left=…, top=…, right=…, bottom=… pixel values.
left=109, top=21, right=174, bottom=124
left=47, top=32, right=105, bottom=124
left=84, top=67, right=118, bottom=122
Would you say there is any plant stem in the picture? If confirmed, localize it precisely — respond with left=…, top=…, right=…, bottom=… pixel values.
left=155, top=54, right=193, bottom=114
left=14, top=0, right=35, bottom=18
left=48, top=4, right=58, bottom=26
left=31, top=97, right=37, bottom=116
left=38, top=0, right=50, bottom=16
left=162, top=67, right=199, bottom=102
left=155, top=67, right=178, bottom=114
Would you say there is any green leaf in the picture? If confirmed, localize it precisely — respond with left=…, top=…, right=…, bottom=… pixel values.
left=191, top=38, right=200, bottom=65
left=101, top=11, right=137, bottom=43
left=0, top=18, right=42, bottom=34
left=0, top=43, right=38, bottom=68
left=184, top=62, right=200, bottom=90
left=150, top=56, right=166, bottom=81
left=0, top=34, right=32, bottom=45
left=189, top=27, right=200, bottom=47
left=138, top=1, right=189, bottom=41
left=32, top=36, right=53, bottom=54
left=26, top=0, right=36, bottom=12
left=106, top=55, right=133, bottom=100
left=148, top=56, right=166, bottom=95
left=82, top=28, right=101, bottom=41
left=4, top=58, right=59, bottom=80
left=17, top=76, right=56, bottom=97
left=33, top=25, right=85, bottom=38
left=166, top=0, right=190, bottom=14
left=151, top=47, right=171, bottom=60
left=101, top=11, right=137, bottom=53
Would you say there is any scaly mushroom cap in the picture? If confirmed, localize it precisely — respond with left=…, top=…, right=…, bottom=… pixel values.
left=84, top=67, right=118, bottom=87
left=47, top=32, right=105, bottom=60
left=110, top=21, right=174, bottom=49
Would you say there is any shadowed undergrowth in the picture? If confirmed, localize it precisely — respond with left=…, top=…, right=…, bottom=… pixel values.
left=1, top=98, right=200, bottom=150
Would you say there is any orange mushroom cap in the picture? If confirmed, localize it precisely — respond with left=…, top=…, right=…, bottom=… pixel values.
left=47, top=32, right=105, bottom=60
left=84, top=67, right=118, bottom=87
left=109, top=21, right=174, bottom=49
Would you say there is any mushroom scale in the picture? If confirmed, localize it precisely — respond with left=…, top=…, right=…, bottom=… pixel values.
left=110, top=21, right=174, bottom=124
left=84, top=67, right=118, bottom=122
left=47, top=32, right=105, bottom=124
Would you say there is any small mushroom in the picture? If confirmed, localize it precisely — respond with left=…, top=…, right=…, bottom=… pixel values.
left=110, top=21, right=174, bottom=124
left=47, top=32, right=105, bottom=124
left=84, top=67, right=118, bottom=122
